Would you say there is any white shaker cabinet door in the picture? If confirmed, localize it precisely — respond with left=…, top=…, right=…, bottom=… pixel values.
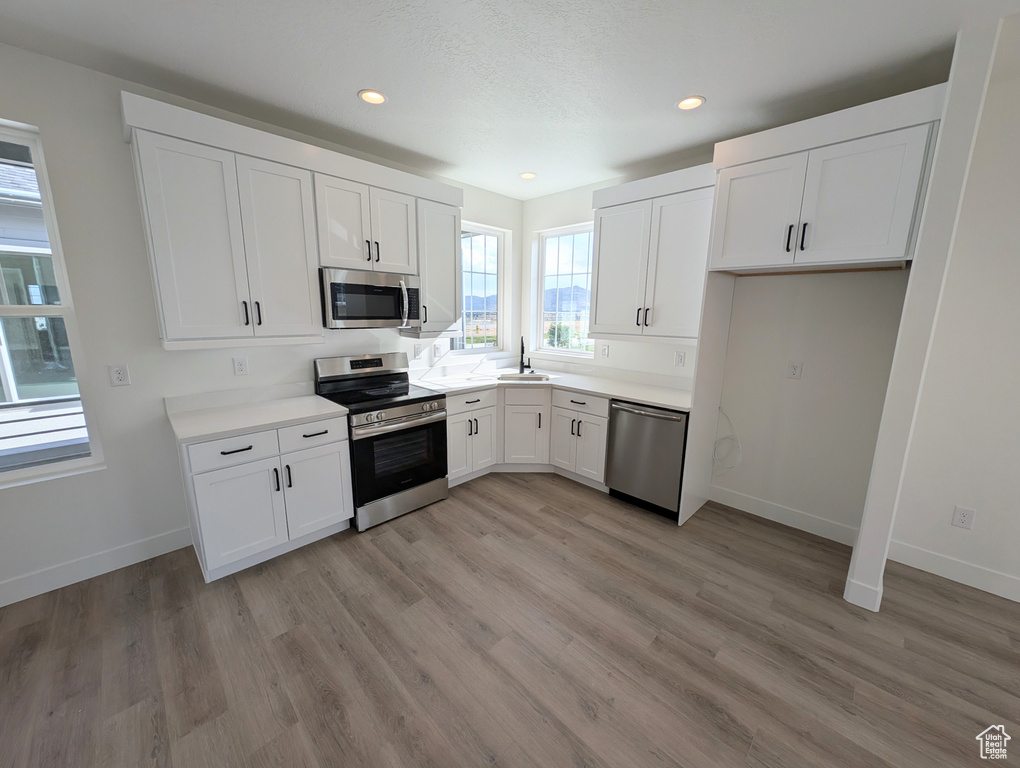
left=470, top=407, right=498, bottom=473
left=709, top=153, right=808, bottom=271
left=193, top=457, right=289, bottom=571
left=644, top=188, right=714, bottom=339
left=281, top=441, right=353, bottom=539
left=503, top=405, right=549, bottom=464
left=550, top=408, right=578, bottom=472
left=370, top=188, right=418, bottom=274
left=574, top=414, right=608, bottom=484
left=447, top=412, right=473, bottom=480
left=796, top=124, right=931, bottom=265
left=236, top=156, right=321, bottom=337
left=417, top=199, right=462, bottom=333
left=315, top=174, right=373, bottom=269
left=590, top=200, right=653, bottom=335
left=135, top=131, right=251, bottom=340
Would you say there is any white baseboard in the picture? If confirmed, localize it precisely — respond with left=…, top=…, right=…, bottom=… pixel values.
left=888, top=540, right=1020, bottom=604
left=708, top=486, right=859, bottom=547
left=843, top=577, right=883, bottom=611
left=0, top=527, right=192, bottom=608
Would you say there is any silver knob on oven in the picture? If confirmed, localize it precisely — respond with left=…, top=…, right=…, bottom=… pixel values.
left=421, top=403, right=429, bottom=412
left=376, top=411, right=386, bottom=421
left=363, top=413, right=374, bottom=423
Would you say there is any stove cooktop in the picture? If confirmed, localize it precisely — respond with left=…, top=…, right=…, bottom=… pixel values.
left=320, top=383, right=444, bottom=415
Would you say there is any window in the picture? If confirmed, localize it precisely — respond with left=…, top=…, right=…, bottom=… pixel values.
left=0, top=127, right=93, bottom=476
left=538, top=225, right=594, bottom=355
left=452, top=224, right=503, bottom=350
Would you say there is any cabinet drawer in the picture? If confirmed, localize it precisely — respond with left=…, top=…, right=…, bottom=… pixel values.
left=188, top=430, right=280, bottom=473
left=278, top=416, right=348, bottom=454
left=447, top=388, right=497, bottom=415
left=552, top=389, right=609, bottom=417
left=503, top=386, right=551, bottom=406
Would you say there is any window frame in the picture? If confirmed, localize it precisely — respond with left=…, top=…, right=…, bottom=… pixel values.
left=533, top=222, right=596, bottom=360
left=0, top=119, right=104, bottom=489
left=450, top=220, right=509, bottom=355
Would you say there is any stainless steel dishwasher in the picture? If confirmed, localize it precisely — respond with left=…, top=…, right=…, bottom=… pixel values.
left=606, top=400, right=688, bottom=520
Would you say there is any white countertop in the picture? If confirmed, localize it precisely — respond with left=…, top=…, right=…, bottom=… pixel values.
left=416, top=370, right=692, bottom=411
left=167, top=395, right=348, bottom=443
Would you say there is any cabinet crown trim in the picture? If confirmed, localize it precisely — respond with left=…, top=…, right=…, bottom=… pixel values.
left=121, top=92, right=463, bottom=208
left=592, top=163, right=715, bottom=209
left=713, top=83, right=946, bottom=170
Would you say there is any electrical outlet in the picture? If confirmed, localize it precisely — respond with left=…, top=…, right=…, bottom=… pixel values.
left=413, top=344, right=423, bottom=360
left=673, top=351, right=685, bottom=367
left=951, top=506, right=976, bottom=530
left=233, top=356, right=249, bottom=376
left=787, top=361, right=803, bottom=380
left=433, top=342, right=442, bottom=357
left=600, top=344, right=610, bottom=359
left=108, top=364, right=131, bottom=387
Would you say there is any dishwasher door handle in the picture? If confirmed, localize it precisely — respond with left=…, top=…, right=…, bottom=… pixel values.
left=610, top=402, right=686, bottom=421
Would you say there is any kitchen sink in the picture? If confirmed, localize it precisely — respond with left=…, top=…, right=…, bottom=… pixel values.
left=497, top=373, right=551, bottom=381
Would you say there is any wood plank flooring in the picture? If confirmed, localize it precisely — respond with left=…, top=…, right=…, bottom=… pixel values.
left=2, top=472, right=1017, bottom=767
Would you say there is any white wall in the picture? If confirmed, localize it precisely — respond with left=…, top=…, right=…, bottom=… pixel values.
left=0, top=42, right=522, bottom=606
left=888, top=15, right=1020, bottom=601
left=711, top=271, right=908, bottom=544
left=521, top=182, right=699, bottom=388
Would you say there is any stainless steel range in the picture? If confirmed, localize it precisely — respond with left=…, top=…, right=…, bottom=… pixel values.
left=314, top=353, right=447, bottom=531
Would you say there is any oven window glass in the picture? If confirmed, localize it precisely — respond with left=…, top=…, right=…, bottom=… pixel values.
left=332, top=284, right=401, bottom=320
left=374, top=430, right=429, bottom=475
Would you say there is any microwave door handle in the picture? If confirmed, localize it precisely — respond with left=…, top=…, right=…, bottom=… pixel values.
left=399, top=279, right=409, bottom=328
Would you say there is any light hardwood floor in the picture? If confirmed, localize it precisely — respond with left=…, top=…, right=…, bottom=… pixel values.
left=1, top=472, right=1017, bottom=767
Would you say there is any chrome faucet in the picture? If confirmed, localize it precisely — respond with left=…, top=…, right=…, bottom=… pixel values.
left=519, top=337, right=530, bottom=374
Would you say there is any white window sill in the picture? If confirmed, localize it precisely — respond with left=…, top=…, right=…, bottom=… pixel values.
left=0, top=454, right=106, bottom=492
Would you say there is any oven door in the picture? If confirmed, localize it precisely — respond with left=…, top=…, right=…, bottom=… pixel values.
left=349, top=411, right=447, bottom=507
left=321, top=268, right=420, bottom=329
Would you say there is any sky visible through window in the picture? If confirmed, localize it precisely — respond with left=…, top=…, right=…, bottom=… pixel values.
left=460, top=231, right=498, bottom=348
left=541, top=229, right=594, bottom=353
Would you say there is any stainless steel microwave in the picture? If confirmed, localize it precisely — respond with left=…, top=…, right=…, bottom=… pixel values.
left=320, top=268, right=421, bottom=330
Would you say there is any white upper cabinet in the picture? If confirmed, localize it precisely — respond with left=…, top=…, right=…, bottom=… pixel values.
left=644, top=189, right=714, bottom=338
left=134, top=131, right=251, bottom=340
left=415, top=199, right=462, bottom=334
left=710, top=153, right=809, bottom=271
left=795, top=124, right=931, bottom=265
left=236, top=156, right=320, bottom=337
left=314, top=175, right=373, bottom=269
left=590, top=201, right=652, bottom=335
left=315, top=176, right=418, bottom=274
left=710, top=123, right=933, bottom=272
left=590, top=167, right=714, bottom=341
left=370, top=188, right=418, bottom=274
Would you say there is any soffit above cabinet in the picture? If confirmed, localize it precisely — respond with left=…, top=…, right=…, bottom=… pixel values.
left=121, top=91, right=463, bottom=208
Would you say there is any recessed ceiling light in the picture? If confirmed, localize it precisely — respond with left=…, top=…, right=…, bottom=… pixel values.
left=358, top=90, right=387, bottom=105
left=676, top=96, right=705, bottom=110
left=520, top=172, right=537, bottom=180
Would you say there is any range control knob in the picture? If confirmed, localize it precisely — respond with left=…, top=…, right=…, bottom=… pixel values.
left=421, top=403, right=430, bottom=412
left=432, top=401, right=440, bottom=410
left=363, top=413, right=374, bottom=423
left=375, top=411, right=386, bottom=422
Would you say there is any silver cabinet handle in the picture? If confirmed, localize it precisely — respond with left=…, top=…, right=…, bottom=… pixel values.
left=398, top=279, right=409, bottom=328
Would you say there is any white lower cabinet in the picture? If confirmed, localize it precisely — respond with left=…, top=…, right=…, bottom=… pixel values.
left=185, top=420, right=354, bottom=580
left=550, top=408, right=609, bottom=483
left=448, top=407, right=498, bottom=481
left=503, top=387, right=551, bottom=464
left=193, top=456, right=290, bottom=571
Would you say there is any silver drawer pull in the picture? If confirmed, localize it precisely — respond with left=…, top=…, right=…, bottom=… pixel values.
left=303, top=429, right=329, bottom=438
left=220, top=445, right=253, bottom=456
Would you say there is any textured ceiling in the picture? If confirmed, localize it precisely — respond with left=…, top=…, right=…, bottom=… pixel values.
left=0, top=0, right=1017, bottom=199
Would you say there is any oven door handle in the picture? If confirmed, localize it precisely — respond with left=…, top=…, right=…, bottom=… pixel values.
left=398, top=279, right=410, bottom=328
left=350, top=409, right=447, bottom=440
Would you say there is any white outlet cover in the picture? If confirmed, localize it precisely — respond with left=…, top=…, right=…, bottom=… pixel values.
left=674, top=351, right=685, bottom=367
left=787, top=361, right=803, bottom=379
left=600, top=344, right=610, bottom=358
left=433, top=342, right=442, bottom=357
left=233, top=356, right=249, bottom=375
left=413, top=344, right=423, bottom=359
left=951, top=506, right=975, bottom=530
left=108, top=364, right=131, bottom=386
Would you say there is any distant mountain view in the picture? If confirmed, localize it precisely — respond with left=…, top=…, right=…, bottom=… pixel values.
left=543, top=285, right=590, bottom=313
left=464, top=294, right=498, bottom=312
